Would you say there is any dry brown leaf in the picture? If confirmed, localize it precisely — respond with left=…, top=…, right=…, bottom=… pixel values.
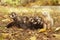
left=53, top=34, right=60, bottom=39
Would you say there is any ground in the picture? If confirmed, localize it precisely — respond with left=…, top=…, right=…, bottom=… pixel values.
left=0, top=0, right=60, bottom=40
left=0, top=6, right=60, bottom=40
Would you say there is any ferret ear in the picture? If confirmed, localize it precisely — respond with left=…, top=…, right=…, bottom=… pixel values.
left=11, top=12, right=17, bottom=16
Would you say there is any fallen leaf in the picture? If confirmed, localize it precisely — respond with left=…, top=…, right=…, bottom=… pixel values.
left=1, top=33, right=11, bottom=38
left=55, top=27, right=60, bottom=32
left=53, top=34, right=60, bottom=39
left=38, top=28, right=46, bottom=33
left=30, top=36, right=36, bottom=40
left=2, top=19, right=11, bottom=22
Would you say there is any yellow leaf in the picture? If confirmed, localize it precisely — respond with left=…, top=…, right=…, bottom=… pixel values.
left=38, top=28, right=46, bottom=33
left=2, top=19, right=11, bottom=22
left=1, top=33, right=11, bottom=38
left=1, top=33, right=9, bottom=38
left=30, top=36, right=36, bottom=40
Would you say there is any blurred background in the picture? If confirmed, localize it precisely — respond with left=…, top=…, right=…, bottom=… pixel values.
left=0, top=0, right=60, bottom=7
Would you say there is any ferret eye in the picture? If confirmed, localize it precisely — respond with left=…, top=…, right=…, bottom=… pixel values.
left=13, top=15, right=16, bottom=18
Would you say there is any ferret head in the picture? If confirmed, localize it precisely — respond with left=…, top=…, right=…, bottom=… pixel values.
left=9, top=12, right=17, bottom=19
left=41, top=10, right=50, bottom=18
